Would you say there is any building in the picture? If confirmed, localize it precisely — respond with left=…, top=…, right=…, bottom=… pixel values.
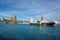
left=30, top=17, right=34, bottom=23
left=9, top=16, right=16, bottom=22
left=0, top=18, right=7, bottom=22
left=23, top=20, right=30, bottom=23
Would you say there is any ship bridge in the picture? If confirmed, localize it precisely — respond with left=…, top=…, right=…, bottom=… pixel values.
left=40, top=17, right=49, bottom=24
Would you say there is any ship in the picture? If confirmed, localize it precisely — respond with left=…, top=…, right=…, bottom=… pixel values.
left=30, top=22, right=55, bottom=26
left=30, top=17, right=55, bottom=26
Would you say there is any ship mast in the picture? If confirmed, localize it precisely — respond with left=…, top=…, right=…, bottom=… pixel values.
left=41, top=17, right=44, bottom=21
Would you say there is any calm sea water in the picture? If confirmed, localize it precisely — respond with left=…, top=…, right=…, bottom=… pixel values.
left=0, top=24, right=60, bottom=40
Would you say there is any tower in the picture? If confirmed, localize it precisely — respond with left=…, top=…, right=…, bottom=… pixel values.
left=30, top=17, right=34, bottom=23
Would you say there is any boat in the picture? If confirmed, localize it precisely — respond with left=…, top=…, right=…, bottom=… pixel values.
left=30, top=17, right=55, bottom=26
left=30, top=22, right=55, bottom=26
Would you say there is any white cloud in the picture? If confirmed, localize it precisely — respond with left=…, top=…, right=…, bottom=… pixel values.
left=0, top=14, right=11, bottom=17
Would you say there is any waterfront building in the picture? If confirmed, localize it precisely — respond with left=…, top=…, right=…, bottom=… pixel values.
left=9, top=16, right=16, bottom=23
left=23, top=20, right=30, bottom=23
left=1, top=18, right=5, bottom=21
left=0, top=18, right=7, bottom=22
left=17, top=20, right=30, bottom=24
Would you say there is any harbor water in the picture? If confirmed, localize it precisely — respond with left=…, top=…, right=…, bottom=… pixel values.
left=0, top=24, right=60, bottom=40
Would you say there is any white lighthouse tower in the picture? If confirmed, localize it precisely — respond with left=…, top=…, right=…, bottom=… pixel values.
left=30, top=17, right=34, bottom=23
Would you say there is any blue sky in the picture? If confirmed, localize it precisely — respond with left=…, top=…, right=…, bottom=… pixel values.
left=0, top=0, right=60, bottom=21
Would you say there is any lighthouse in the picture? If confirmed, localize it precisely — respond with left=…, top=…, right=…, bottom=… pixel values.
left=30, top=17, right=34, bottom=23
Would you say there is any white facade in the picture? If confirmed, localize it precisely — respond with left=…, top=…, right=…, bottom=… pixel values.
left=30, top=17, right=34, bottom=23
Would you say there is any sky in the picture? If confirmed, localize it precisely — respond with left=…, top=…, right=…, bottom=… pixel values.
left=0, top=0, right=60, bottom=21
